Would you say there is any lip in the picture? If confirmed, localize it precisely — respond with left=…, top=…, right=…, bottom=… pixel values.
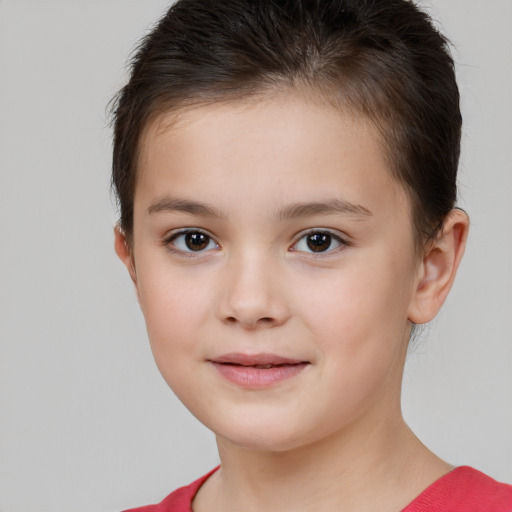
left=208, top=352, right=310, bottom=388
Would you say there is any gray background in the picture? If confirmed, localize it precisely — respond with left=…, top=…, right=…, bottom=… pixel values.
left=0, top=1, right=510, bottom=511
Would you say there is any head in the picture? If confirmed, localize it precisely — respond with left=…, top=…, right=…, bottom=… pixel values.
left=111, top=0, right=462, bottom=254
left=111, top=0, right=469, bottom=452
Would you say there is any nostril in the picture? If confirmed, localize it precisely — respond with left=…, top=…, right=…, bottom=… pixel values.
left=223, top=315, right=276, bottom=327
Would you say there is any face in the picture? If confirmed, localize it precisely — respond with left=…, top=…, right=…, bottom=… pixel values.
left=120, top=94, right=424, bottom=452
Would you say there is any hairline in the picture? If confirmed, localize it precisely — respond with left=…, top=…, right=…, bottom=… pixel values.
left=128, top=83, right=426, bottom=256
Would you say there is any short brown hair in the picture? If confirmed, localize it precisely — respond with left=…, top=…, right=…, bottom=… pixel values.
left=111, top=0, right=461, bottom=251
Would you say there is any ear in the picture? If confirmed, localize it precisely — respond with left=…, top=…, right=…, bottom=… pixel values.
left=408, top=209, right=469, bottom=324
left=114, top=225, right=138, bottom=286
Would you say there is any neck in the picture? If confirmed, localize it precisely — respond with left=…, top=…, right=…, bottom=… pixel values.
left=195, top=412, right=451, bottom=512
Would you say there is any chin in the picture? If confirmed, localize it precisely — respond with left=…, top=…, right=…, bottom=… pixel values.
left=222, top=432, right=303, bottom=453
left=211, top=416, right=321, bottom=454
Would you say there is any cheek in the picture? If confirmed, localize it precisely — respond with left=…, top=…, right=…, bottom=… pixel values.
left=297, top=255, right=415, bottom=361
left=292, top=264, right=413, bottom=435
left=135, top=259, right=211, bottom=366
left=137, top=271, right=212, bottom=412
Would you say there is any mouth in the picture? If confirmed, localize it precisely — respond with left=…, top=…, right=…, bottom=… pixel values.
left=208, top=353, right=310, bottom=388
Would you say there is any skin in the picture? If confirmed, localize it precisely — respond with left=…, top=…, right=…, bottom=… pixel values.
left=115, top=93, right=469, bottom=511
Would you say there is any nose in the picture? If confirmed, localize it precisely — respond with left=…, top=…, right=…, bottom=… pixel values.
left=216, top=251, right=291, bottom=329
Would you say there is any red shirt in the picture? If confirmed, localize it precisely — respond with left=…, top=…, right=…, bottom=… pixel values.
left=124, top=466, right=512, bottom=512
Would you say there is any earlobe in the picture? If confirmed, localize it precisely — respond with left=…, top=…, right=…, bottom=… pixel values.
left=114, top=225, right=138, bottom=286
left=408, top=209, right=469, bottom=324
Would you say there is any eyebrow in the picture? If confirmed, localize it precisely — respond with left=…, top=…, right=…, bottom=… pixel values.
left=275, top=199, right=373, bottom=220
left=147, top=197, right=225, bottom=218
left=147, top=196, right=372, bottom=220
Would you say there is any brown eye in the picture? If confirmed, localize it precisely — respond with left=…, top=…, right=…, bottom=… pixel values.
left=185, top=232, right=210, bottom=251
left=292, top=230, right=346, bottom=254
left=167, top=230, right=218, bottom=253
left=306, top=233, right=332, bottom=252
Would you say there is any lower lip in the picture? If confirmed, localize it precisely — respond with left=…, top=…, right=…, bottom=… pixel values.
left=211, top=362, right=308, bottom=388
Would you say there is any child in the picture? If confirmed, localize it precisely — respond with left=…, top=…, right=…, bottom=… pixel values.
left=111, top=0, right=512, bottom=510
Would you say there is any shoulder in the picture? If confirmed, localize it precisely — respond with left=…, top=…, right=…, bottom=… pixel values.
left=403, top=466, right=512, bottom=512
left=122, top=467, right=220, bottom=512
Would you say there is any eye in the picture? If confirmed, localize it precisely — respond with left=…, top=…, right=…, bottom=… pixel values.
left=166, top=230, right=219, bottom=253
left=291, top=230, right=346, bottom=254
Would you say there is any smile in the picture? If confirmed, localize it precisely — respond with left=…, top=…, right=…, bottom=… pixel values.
left=209, top=353, right=310, bottom=388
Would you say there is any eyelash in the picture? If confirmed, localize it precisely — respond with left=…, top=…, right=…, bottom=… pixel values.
left=163, top=229, right=220, bottom=256
left=162, top=228, right=350, bottom=256
left=290, top=229, right=349, bottom=255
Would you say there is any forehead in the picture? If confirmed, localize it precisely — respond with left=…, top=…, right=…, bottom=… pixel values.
left=135, top=94, right=410, bottom=225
